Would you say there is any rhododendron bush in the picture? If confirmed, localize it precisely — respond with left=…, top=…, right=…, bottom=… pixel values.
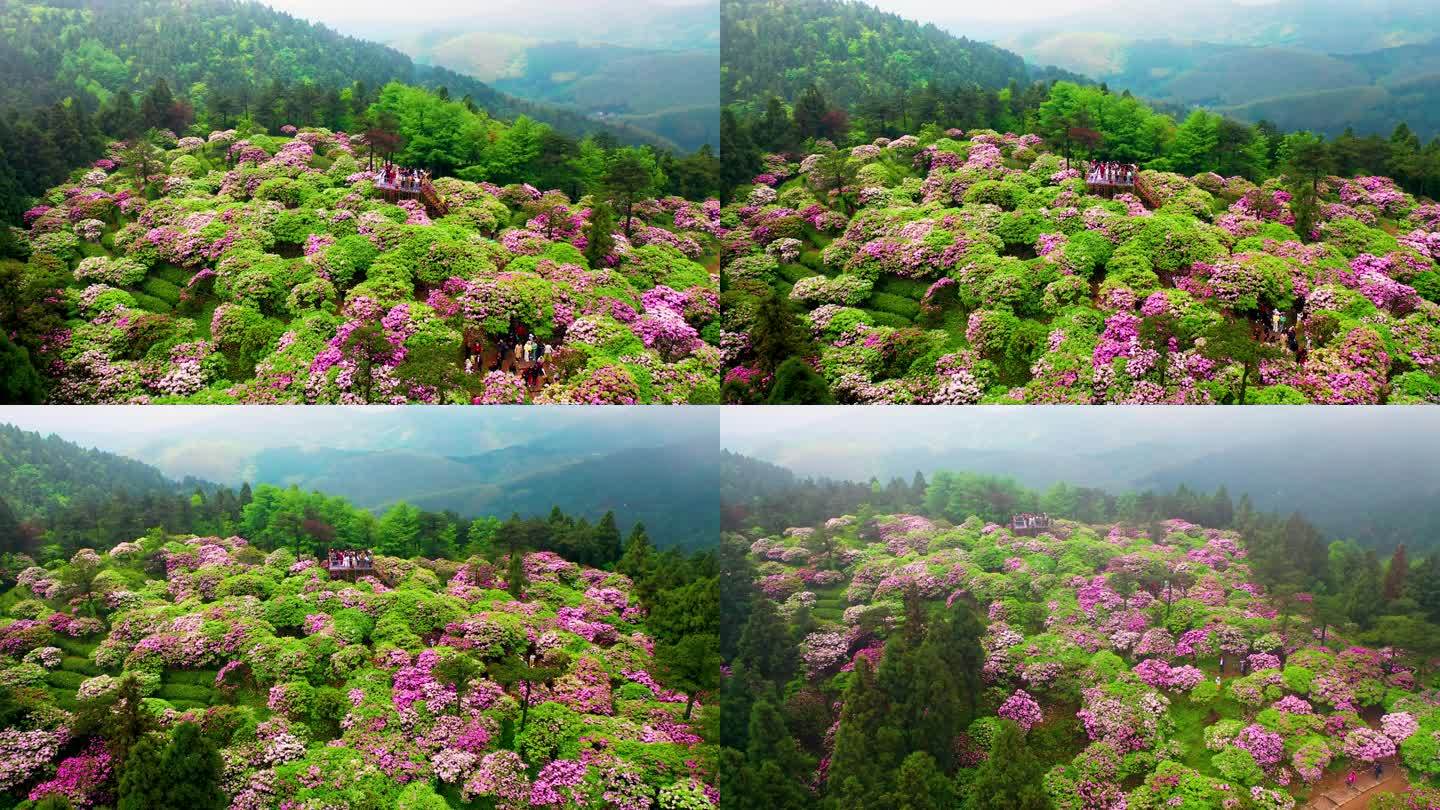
left=722, top=123, right=1440, bottom=404
left=734, top=509, right=1440, bottom=807
left=16, top=126, right=721, bottom=404
left=0, top=534, right=714, bottom=807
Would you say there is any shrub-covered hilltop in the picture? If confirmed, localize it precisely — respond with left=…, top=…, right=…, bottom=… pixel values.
left=6, top=124, right=721, bottom=404
left=720, top=118, right=1440, bottom=405
left=721, top=513, right=1440, bottom=809
left=0, top=534, right=718, bottom=809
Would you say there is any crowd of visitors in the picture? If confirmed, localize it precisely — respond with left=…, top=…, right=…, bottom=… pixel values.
left=327, top=549, right=373, bottom=570
left=1012, top=512, right=1052, bottom=529
left=1087, top=161, right=1138, bottom=186
left=376, top=162, right=429, bottom=192
left=462, top=325, right=555, bottom=391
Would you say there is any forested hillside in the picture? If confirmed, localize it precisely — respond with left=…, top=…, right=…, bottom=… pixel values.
left=1, top=118, right=721, bottom=404
left=720, top=450, right=1440, bottom=558
left=722, top=506, right=1440, bottom=808
left=0, top=425, right=714, bottom=563
left=0, top=423, right=187, bottom=522
left=0, top=0, right=664, bottom=147
left=0, top=0, right=721, bottom=229
left=401, top=37, right=721, bottom=152
left=721, top=0, right=1076, bottom=115
left=0, top=496, right=719, bottom=808
left=720, top=449, right=1440, bottom=807
left=1015, top=35, right=1440, bottom=141
left=0, top=534, right=718, bottom=808
left=408, top=440, right=719, bottom=551
left=721, top=76, right=1440, bottom=406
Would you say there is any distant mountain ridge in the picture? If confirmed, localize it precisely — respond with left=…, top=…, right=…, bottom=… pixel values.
left=0, top=0, right=676, bottom=149
left=0, top=424, right=199, bottom=521
left=0, top=421, right=717, bottom=550
left=399, top=36, right=720, bottom=151
left=724, top=416, right=1440, bottom=553
left=1007, top=28, right=1440, bottom=138
left=721, top=0, right=1083, bottom=113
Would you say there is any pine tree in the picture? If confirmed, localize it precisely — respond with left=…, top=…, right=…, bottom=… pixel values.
left=720, top=662, right=761, bottom=751
left=967, top=720, right=1051, bottom=809
left=1199, top=318, right=1285, bottom=404
left=892, top=751, right=956, bottom=810
left=932, top=599, right=985, bottom=721
left=719, top=109, right=760, bottom=202
left=159, top=723, right=225, bottom=810
left=617, top=523, right=655, bottom=581
left=765, top=357, right=835, bottom=404
left=745, top=697, right=812, bottom=779
left=793, top=83, right=830, bottom=141
left=1382, top=544, right=1408, bottom=601
left=0, top=333, right=45, bottom=403
left=582, top=202, right=616, bottom=270
left=98, top=90, right=143, bottom=139
left=123, top=132, right=163, bottom=192
left=432, top=653, right=482, bottom=705
left=748, top=291, right=808, bottom=375
left=904, top=638, right=963, bottom=770
left=434, top=523, right=458, bottom=560
left=1409, top=555, right=1440, bottom=624
left=116, top=735, right=167, bottom=810
left=506, top=546, right=527, bottom=599
left=754, top=96, right=796, bottom=151
left=595, top=511, right=622, bottom=566
left=601, top=149, right=657, bottom=236
left=1280, top=131, right=1334, bottom=242
left=720, top=534, right=758, bottom=660
left=813, top=147, right=858, bottom=214
left=736, top=597, right=797, bottom=685
left=488, top=643, right=569, bottom=732
left=653, top=633, right=720, bottom=720
left=828, top=656, right=898, bottom=807
left=139, top=79, right=176, bottom=131
left=74, top=675, right=157, bottom=768
left=1343, top=551, right=1384, bottom=629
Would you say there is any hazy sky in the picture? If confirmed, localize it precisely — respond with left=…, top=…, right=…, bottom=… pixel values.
left=0, top=406, right=717, bottom=476
left=721, top=405, right=1429, bottom=450
left=721, top=406, right=1440, bottom=489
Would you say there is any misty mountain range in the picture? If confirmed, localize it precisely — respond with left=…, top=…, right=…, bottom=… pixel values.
left=970, top=0, right=1440, bottom=138
left=0, top=409, right=718, bottom=549
left=295, top=0, right=720, bottom=151
left=721, top=409, right=1440, bottom=552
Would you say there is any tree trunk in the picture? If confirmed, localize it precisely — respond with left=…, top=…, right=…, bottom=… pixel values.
left=684, top=694, right=695, bottom=721
left=520, top=681, right=532, bottom=731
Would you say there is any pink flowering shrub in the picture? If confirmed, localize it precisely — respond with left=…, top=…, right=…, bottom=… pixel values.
left=998, top=689, right=1044, bottom=731
left=1342, top=727, right=1397, bottom=762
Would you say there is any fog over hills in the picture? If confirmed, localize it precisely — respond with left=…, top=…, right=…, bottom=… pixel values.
left=721, top=407, right=1440, bottom=551
left=0, top=407, right=719, bottom=549
left=859, top=0, right=1440, bottom=137
left=261, top=0, right=719, bottom=150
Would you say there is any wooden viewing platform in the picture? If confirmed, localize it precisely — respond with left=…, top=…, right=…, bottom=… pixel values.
left=377, top=178, right=450, bottom=218
left=322, top=554, right=374, bottom=580
left=1012, top=515, right=1053, bottom=536
left=1084, top=163, right=1162, bottom=209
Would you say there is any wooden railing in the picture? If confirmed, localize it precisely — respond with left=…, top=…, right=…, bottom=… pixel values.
left=420, top=181, right=449, bottom=217
left=376, top=177, right=449, bottom=218
left=1133, top=175, right=1162, bottom=210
